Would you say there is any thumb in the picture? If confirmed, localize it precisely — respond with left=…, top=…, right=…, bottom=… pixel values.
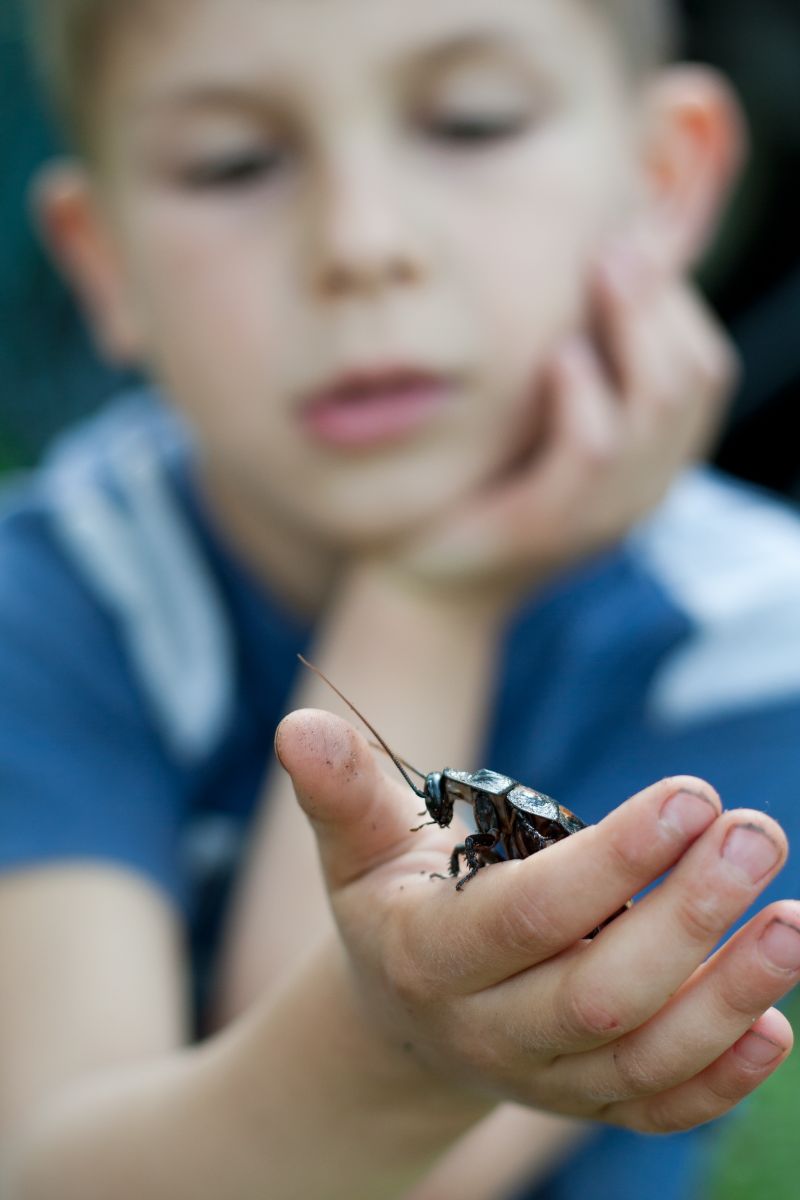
left=274, top=708, right=423, bottom=891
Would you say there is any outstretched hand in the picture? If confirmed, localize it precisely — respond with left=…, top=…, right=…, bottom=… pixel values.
left=276, top=708, right=799, bottom=1134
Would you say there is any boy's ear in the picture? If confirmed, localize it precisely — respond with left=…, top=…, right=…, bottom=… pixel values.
left=635, top=66, right=747, bottom=272
left=30, top=160, right=144, bottom=365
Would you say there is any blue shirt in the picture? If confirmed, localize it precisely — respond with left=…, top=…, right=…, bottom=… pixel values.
left=2, top=391, right=800, bottom=1200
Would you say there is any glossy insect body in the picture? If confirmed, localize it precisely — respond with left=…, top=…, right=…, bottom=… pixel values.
left=298, top=656, right=628, bottom=932
left=420, top=766, right=586, bottom=889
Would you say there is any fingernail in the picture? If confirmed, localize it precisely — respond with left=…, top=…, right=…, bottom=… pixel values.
left=659, top=789, right=718, bottom=837
left=722, top=824, right=781, bottom=884
left=759, top=919, right=800, bottom=972
left=736, top=1030, right=784, bottom=1067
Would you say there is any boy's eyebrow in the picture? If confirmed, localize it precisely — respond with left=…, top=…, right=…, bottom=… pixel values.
left=413, top=29, right=537, bottom=69
left=128, top=27, right=542, bottom=121
left=128, top=85, right=283, bottom=123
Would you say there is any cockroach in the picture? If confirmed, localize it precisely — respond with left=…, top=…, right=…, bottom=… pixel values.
left=298, top=655, right=629, bottom=933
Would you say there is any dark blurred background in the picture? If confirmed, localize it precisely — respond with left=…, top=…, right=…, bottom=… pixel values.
left=1, top=0, right=799, bottom=495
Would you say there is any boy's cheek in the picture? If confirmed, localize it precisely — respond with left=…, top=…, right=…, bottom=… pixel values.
left=461, top=184, right=625, bottom=368
left=471, top=244, right=589, bottom=407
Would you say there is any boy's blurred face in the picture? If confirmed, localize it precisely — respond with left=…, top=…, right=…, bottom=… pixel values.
left=93, top=0, right=642, bottom=550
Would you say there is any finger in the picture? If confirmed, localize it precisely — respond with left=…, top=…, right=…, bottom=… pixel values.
left=483, top=337, right=626, bottom=553
left=563, top=899, right=800, bottom=1103
left=398, top=332, right=623, bottom=578
left=402, top=775, right=722, bottom=994
left=493, top=809, right=789, bottom=1058
left=591, top=247, right=734, bottom=452
left=396, top=328, right=632, bottom=581
left=528, top=333, right=679, bottom=541
left=537, top=337, right=623, bottom=489
left=275, top=709, right=444, bottom=891
left=471, top=335, right=626, bottom=545
left=602, top=1006, right=794, bottom=1134
left=590, top=239, right=661, bottom=399
left=636, top=280, right=737, bottom=461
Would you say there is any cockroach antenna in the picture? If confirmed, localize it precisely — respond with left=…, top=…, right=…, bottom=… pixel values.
left=297, top=654, right=427, bottom=798
left=299, top=661, right=630, bottom=918
left=367, top=741, right=427, bottom=782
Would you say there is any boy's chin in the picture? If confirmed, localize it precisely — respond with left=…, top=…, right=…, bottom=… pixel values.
left=290, top=487, right=463, bottom=558
left=299, top=470, right=499, bottom=557
left=312, top=511, right=439, bottom=557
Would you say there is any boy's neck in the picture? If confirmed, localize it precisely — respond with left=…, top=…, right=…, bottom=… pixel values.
left=197, top=462, right=341, bottom=618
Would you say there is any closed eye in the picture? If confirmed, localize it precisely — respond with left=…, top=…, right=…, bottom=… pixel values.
left=425, top=111, right=532, bottom=146
left=179, top=149, right=285, bottom=189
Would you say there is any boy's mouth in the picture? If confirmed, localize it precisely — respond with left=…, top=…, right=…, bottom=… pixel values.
left=299, top=365, right=455, bottom=449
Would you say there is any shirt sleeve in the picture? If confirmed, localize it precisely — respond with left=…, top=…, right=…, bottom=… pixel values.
left=0, top=506, right=190, bottom=911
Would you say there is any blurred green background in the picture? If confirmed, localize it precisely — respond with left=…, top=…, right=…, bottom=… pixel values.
left=706, top=989, right=800, bottom=1200
left=0, top=0, right=134, bottom=475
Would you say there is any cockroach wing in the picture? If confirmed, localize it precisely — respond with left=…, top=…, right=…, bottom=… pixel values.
left=444, top=768, right=516, bottom=796
left=506, top=786, right=576, bottom=826
left=552, top=802, right=587, bottom=835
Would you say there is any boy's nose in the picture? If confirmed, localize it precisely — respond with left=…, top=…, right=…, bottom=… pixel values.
left=309, top=154, right=426, bottom=299
left=320, top=248, right=421, bottom=299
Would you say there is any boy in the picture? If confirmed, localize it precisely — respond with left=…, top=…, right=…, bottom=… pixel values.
left=2, top=1, right=800, bottom=1196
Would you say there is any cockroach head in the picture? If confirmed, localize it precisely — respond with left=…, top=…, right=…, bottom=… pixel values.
left=424, top=772, right=454, bottom=827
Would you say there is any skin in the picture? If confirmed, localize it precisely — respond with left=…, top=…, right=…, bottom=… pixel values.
left=2, top=1, right=797, bottom=1197
left=37, top=0, right=741, bottom=606
left=276, top=710, right=798, bottom=1128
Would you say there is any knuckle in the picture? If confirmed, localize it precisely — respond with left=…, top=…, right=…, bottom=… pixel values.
left=384, top=932, right=442, bottom=1009
left=495, top=887, right=566, bottom=959
left=704, top=1072, right=747, bottom=1107
left=693, top=338, right=740, bottom=400
left=558, top=982, right=622, bottom=1044
left=612, top=1041, right=664, bottom=1098
left=446, top=1006, right=511, bottom=1076
left=601, top=830, right=653, bottom=891
left=385, top=952, right=427, bottom=1009
left=576, top=432, right=617, bottom=473
left=674, top=890, right=729, bottom=945
left=641, top=1076, right=738, bottom=1135
left=713, top=974, right=766, bottom=1023
left=648, top=378, right=683, bottom=416
left=638, top=1096, right=698, bottom=1135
